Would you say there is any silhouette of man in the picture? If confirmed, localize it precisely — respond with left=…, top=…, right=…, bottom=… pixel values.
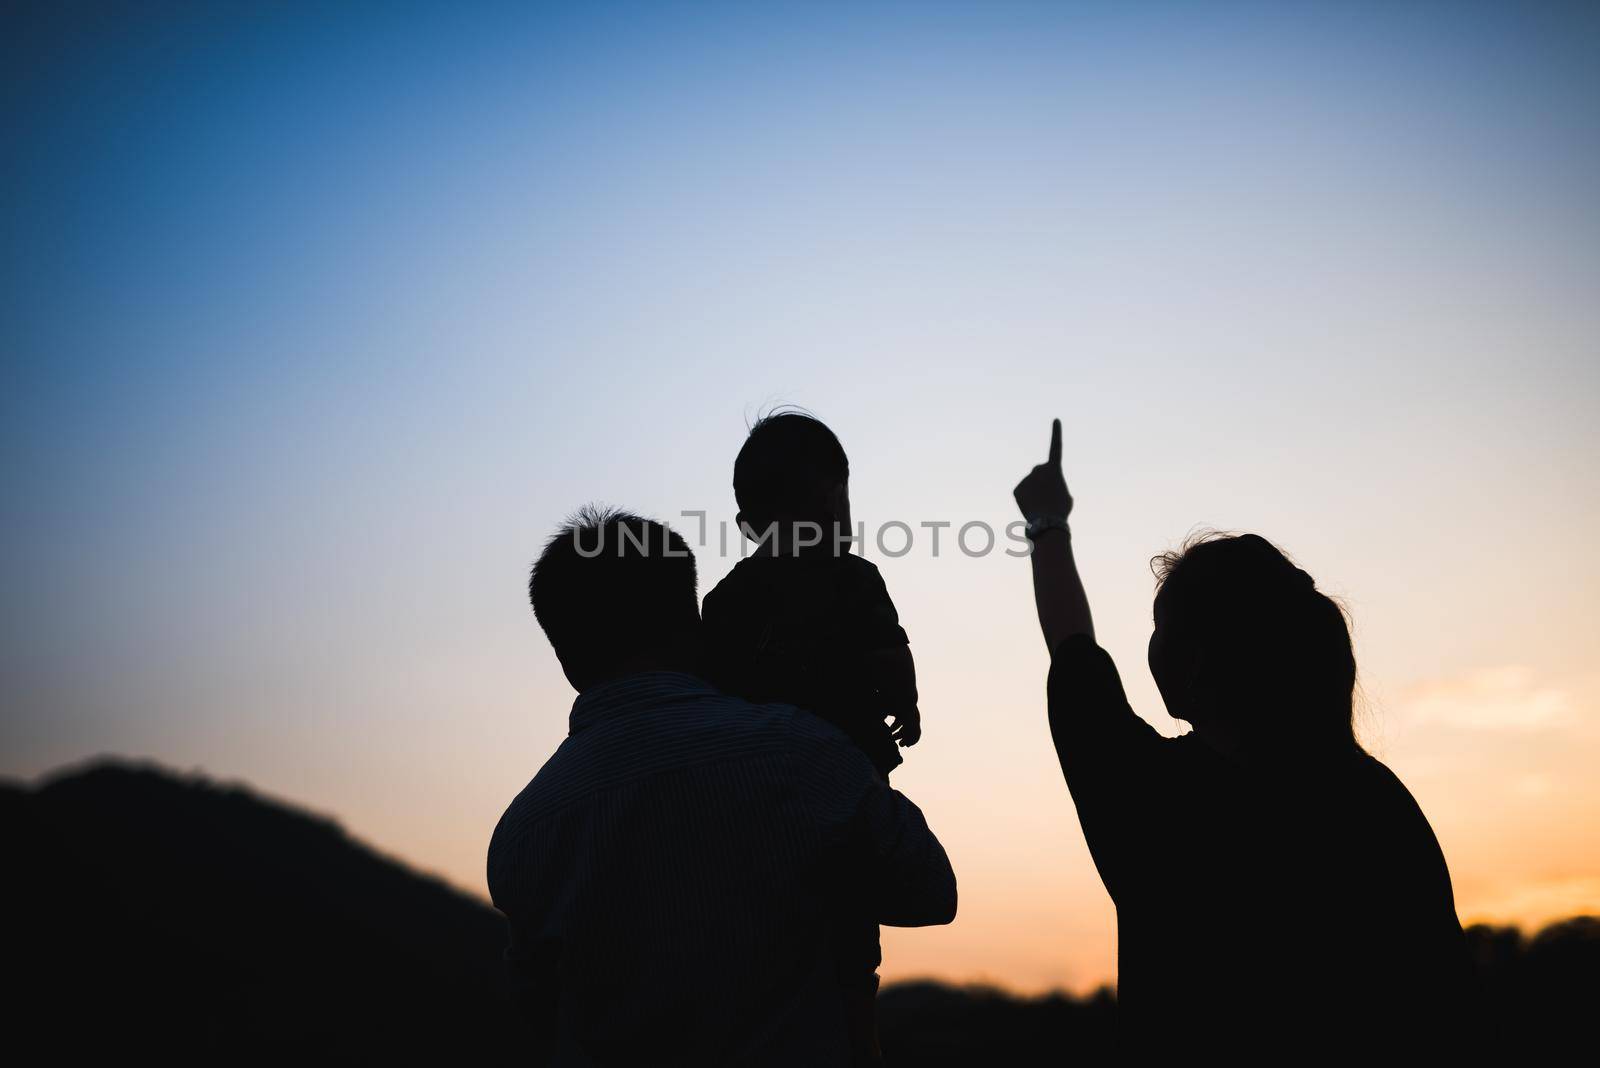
left=488, top=506, right=957, bottom=1065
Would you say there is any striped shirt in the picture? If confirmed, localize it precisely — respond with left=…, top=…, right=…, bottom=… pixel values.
left=487, top=671, right=957, bottom=1065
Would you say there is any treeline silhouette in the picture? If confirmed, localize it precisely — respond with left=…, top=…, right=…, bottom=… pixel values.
left=3, top=759, right=1593, bottom=1061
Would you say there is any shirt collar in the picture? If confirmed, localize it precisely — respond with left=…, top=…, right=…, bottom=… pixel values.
left=568, top=670, right=720, bottom=734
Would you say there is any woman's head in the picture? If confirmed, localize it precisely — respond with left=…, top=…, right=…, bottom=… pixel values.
left=1147, top=532, right=1358, bottom=753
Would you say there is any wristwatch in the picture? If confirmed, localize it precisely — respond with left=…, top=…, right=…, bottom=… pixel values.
left=1025, top=515, right=1070, bottom=541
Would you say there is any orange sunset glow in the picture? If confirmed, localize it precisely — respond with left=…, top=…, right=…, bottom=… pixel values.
left=4, top=1, right=1597, bottom=1001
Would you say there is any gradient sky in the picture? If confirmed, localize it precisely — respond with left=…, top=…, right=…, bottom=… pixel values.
left=4, top=1, right=1598, bottom=993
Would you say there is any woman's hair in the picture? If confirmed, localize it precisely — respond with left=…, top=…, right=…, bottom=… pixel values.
left=1152, top=532, right=1359, bottom=752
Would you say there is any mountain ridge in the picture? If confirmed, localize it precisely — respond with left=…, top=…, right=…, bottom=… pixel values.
left=4, top=756, right=1593, bottom=1060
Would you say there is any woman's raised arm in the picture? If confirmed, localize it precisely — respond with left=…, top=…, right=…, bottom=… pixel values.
left=1013, top=419, right=1094, bottom=651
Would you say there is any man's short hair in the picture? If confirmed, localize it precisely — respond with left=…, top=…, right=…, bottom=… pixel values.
left=732, top=409, right=849, bottom=528
left=529, top=505, right=698, bottom=687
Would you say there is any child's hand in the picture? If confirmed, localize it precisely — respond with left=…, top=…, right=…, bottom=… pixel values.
left=865, top=644, right=921, bottom=748
left=889, top=704, right=922, bottom=747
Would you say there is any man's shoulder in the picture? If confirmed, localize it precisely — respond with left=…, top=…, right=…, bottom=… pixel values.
left=496, top=684, right=857, bottom=820
left=487, top=688, right=874, bottom=890
left=695, top=687, right=875, bottom=773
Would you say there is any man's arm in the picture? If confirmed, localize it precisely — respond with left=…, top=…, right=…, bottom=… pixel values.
left=490, top=825, right=559, bottom=1062
left=503, top=922, right=559, bottom=1062
left=794, top=717, right=957, bottom=927
left=856, top=776, right=957, bottom=927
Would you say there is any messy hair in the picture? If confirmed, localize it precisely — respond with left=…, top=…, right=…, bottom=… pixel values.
left=1151, top=531, right=1360, bottom=752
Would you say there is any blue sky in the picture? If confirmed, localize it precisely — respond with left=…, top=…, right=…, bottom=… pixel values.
left=4, top=1, right=1598, bottom=989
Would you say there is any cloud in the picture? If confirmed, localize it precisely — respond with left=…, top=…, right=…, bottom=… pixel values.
left=1397, top=666, right=1576, bottom=732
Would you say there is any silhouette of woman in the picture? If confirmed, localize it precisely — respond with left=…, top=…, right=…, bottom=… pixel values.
left=1014, top=420, right=1475, bottom=1058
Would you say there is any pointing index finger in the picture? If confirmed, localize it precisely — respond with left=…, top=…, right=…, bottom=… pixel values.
left=1048, top=418, right=1062, bottom=467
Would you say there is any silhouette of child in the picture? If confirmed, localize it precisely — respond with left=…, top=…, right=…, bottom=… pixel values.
left=701, top=410, right=920, bottom=1064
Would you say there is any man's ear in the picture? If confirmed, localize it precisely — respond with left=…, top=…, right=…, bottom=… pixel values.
left=552, top=647, right=587, bottom=694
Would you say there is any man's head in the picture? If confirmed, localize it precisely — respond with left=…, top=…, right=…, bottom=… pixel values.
left=528, top=505, right=700, bottom=692
left=733, top=409, right=851, bottom=545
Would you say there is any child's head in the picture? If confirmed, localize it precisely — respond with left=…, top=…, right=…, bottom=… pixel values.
left=733, top=410, right=850, bottom=543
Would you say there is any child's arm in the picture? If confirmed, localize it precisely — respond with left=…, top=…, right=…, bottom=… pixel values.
left=864, top=644, right=920, bottom=747
left=842, top=556, right=921, bottom=747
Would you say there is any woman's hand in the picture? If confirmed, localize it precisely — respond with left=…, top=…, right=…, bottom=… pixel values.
left=1013, top=418, right=1073, bottom=522
left=1016, top=418, right=1094, bottom=648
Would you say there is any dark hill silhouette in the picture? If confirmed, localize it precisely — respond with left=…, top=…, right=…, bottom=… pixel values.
left=877, top=980, right=1117, bottom=1064
left=2, top=758, right=510, bottom=1056
left=3, top=758, right=1594, bottom=1061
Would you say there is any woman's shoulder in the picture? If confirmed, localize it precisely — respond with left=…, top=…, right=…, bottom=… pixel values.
left=1351, top=752, right=1421, bottom=803
left=1347, top=753, right=1451, bottom=852
left=1045, top=635, right=1171, bottom=756
left=1046, top=634, right=1122, bottom=693
left=1049, top=631, right=1111, bottom=664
